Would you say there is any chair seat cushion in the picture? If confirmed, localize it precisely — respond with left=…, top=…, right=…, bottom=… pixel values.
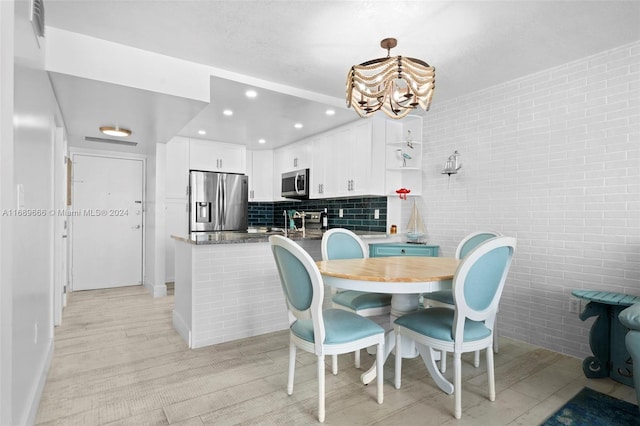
left=423, top=290, right=454, bottom=305
left=291, top=309, right=384, bottom=344
left=332, top=290, right=392, bottom=311
left=395, top=307, right=491, bottom=342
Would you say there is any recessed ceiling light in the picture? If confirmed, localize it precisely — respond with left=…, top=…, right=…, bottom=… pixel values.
left=326, top=109, right=336, bottom=116
left=198, top=130, right=206, bottom=135
left=99, top=126, right=131, bottom=137
left=294, top=123, right=303, bottom=129
left=223, top=109, right=233, bottom=116
left=245, top=90, right=257, bottom=98
left=258, top=139, right=266, bottom=144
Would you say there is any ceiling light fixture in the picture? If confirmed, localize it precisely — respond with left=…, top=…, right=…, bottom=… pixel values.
left=258, top=139, right=266, bottom=144
left=346, top=38, right=435, bottom=119
left=245, top=90, right=257, bottom=98
left=325, top=109, right=335, bottom=116
left=99, top=126, right=131, bottom=137
left=223, top=109, right=233, bottom=116
left=294, top=123, right=303, bottom=129
left=198, top=130, right=206, bottom=135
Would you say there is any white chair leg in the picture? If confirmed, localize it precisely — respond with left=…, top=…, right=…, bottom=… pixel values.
left=318, top=355, right=325, bottom=423
left=474, top=350, right=480, bottom=368
left=354, top=349, right=361, bottom=368
left=454, top=352, right=462, bottom=420
left=440, top=350, right=447, bottom=373
left=332, top=354, right=338, bottom=375
left=376, top=343, right=384, bottom=404
left=487, top=346, right=495, bottom=402
left=287, top=343, right=296, bottom=395
left=493, top=323, right=499, bottom=353
left=394, top=332, right=402, bottom=389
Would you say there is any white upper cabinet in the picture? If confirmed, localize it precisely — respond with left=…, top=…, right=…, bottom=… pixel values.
left=166, top=136, right=190, bottom=199
left=310, top=134, right=332, bottom=198
left=189, top=138, right=246, bottom=174
left=274, top=140, right=311, bottom=173
left=312, top=118, right=386, bottom=198
left=246, top=150, right=274, bottom=202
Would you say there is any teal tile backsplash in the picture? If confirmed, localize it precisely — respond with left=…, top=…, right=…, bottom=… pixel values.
left=248, top=196, right=387, bottom=232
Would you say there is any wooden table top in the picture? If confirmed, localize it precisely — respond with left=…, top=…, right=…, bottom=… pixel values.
left=316, top=256, right=460, bottom=283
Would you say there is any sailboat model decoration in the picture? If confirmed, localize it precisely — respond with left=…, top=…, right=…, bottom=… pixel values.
left=406, top=200, right=427, bottom=243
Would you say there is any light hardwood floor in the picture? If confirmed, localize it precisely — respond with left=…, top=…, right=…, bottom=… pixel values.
left=35, top=285, right=636, bottom=425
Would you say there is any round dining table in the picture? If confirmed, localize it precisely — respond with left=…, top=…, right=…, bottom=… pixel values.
left=316, top=255, right=460, bottom=394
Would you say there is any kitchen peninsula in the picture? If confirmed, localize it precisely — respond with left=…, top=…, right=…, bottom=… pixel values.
left=171, top=231, right=392, bottom=348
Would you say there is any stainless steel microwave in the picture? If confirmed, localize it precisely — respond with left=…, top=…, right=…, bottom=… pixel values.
left=281, top=169, right=309, bottom=199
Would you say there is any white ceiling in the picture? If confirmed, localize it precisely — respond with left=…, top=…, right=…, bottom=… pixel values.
left=44, top=1, right=640, bottom=152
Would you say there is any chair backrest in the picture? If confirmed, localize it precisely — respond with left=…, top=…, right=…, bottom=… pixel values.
left=451, top=236, right=516, bottom=350
left=270, top=235, right=326, bottom=351
left=321, top=228, right=368, bottom=261
left=455, top=230, right=502, bottom=259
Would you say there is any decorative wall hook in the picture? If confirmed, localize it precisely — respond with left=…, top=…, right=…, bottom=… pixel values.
left=442, top=150, right=462, bottom=176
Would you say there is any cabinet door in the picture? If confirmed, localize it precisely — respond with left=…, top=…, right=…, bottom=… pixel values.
left=166, top=136, right=190, bottom=199
left=247, top=150, right=273, bottom=201
left=311, top=134, right=337, bottom=198
left=274, top=140, right=310, bottom=173
left=330, top=127, right=352, bottom=197
left=349, top=121, right=372, bottom=194
left=189, top=139, right=246, bottom=173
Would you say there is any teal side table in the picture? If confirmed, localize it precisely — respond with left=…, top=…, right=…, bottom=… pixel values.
left=572, top=289, right=640, bottom=387
left=369, top=243, right=439, bottom=258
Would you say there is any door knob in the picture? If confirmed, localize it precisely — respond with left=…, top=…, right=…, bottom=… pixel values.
left=133, top=225, right=141, bottom=229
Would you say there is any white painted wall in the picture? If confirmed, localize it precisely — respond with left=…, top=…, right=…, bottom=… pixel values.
left=4, top=0, right=62, bottom=423
left=0, top=2, right=15, bottom=424
left=408, top=41, right=640, bottom=358
left=144, top=143, right=167, bottom=297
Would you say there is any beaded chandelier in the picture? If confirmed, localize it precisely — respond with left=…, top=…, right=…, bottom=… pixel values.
left=346, top=38, right=435, bottom=119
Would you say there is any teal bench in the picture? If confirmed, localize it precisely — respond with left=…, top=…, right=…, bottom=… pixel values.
left=572, top=290, right=640, bottom=388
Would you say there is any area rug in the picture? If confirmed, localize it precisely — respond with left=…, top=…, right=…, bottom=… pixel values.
left=541, top=387, right=639, bottom=426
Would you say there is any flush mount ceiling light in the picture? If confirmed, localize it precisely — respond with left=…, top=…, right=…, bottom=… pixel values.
left=346, top=38, right=435, bottom=119
left=99, top=126, right=131, bottom=137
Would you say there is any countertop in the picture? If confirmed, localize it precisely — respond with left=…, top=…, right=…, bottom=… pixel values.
left=171, top=229, right=390, bottom=245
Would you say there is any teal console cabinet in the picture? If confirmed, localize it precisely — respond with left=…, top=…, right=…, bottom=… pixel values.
left=369, top=243, right=439, bottom=258
left=572, top=289, right=640, bottom=387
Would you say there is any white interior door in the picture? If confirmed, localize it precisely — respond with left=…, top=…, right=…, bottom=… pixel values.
left=71, top=154, right=143, bottom=290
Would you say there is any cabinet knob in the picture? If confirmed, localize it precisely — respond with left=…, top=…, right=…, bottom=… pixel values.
left=401, top=249, right=406, bottom=254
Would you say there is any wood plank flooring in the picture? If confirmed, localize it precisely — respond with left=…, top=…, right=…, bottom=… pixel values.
left=35, top=285, right=636, bottom=425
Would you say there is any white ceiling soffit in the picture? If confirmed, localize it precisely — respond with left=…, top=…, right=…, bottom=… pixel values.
left=49, top=72, right=208, bottom=153
left=178, top=76, right=359, bottom=149
left=43, top=1, right=640, bottom=151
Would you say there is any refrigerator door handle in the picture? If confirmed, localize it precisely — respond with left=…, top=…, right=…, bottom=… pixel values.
left=216, top=177, right=223, bottom=230
left=221, top=175, right=227, bottom=226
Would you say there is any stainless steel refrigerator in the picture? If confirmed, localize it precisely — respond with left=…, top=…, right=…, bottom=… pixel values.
left=189, top=170, right=248, bottom=232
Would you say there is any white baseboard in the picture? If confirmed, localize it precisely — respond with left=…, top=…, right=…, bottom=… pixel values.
left=172, top=310, right=191, bottom=348
left=144, top=281, right=167, bottom=298
left=24, top=338, right=53, bottom=426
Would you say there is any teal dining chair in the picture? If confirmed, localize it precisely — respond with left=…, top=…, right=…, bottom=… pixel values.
left=394, top=236, right=516, bottom=419
left=321, top=228, right=391, bottom=371
left=269, top=235, right=385, bottom=423
left=424, top=230, right=501, bottom=373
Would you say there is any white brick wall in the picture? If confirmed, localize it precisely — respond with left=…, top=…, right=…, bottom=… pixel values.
left=411, top=41, right=640, bottom=358
left=188, top=240, right=322, bottom=348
